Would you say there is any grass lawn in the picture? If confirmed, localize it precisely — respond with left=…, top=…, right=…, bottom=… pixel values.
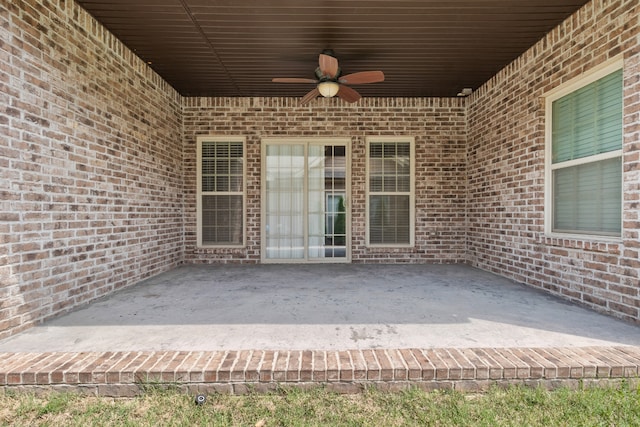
left=1, top=383, right=639, bottom=426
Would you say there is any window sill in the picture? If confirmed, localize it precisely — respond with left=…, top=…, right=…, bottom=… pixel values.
left=366, top=244, right=415, bottom=249
left=197, top=245, right=246, bottom=250
left=544, top=232, right=622, bottom=243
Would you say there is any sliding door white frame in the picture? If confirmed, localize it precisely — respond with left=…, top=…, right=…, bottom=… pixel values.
left=261, top=138, right=351, bottom=263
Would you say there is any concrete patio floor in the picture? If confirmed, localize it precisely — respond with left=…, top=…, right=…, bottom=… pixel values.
left=1, top=264, right=639, bottom=395
left=2, top=264, right=639, bottom=352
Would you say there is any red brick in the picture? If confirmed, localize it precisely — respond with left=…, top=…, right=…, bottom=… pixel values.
left=259, top=351, right=276, bottom=382
left=312, top=351, right=327, bottom=382
left=423, top=349, right=450, bottom=380
left=479, top=349, right=517, bottom=379
left=459, top=348, right=489, bottom=380
left=501, top=349, right=532, bottom=379
left=373, top=350, right=394, bottom=381
left=337, top=351, right=354, bottom=381
left=599, top=347, right=639, bottom=377
left=160, top=351, right=191, bottom=383
left=0, top=353, right=40, bottom=385
left=273, top=351, right=289, bottom=382
left=410, top=349, right=436, bottom=380
left=361, top=350, right=381, bottom=381
left=245, top=350, right=264, bottom=382
left=104, top=352, right=134, bottom=384
left=447, top=349, right=476, bottom=380
left=286, top=351, right=302, bottom=382
left=116, top=352, right=151, bottom=384
left=217, top=351, right=238, bottom=382
left=350, top=351, right=368, bottom=381
left=202, top=351, right=226, bottom=383
left=325, top=351, right=340, bottom=382
left=175, top=352, right=206, bottom=383
left=540, top=348, right=576, bottom=378
left=385, top=349, right=408, bottom=381
left=143, top=352, right=177, bottom=383
left=51, top=353, right=99, bottom=385
left=525, top=349, right=561, bottom=379
left=399, top=349, right=422, bottom=380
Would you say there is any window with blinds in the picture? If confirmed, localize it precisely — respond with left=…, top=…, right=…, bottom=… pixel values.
left=367, top=138, right=414, bottom=246
left=546, top=64, right=623, bottom=238
left=197, top=138, right=245, bottom=246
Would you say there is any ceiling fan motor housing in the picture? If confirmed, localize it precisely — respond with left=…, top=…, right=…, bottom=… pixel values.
left=315, top=67, right=341, bottom=81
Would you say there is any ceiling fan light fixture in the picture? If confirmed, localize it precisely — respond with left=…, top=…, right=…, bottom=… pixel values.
left=318, top=81, right=340, bottom=98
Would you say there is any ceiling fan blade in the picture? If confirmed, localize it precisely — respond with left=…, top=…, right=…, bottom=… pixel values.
left=337, top=85, right=361, bottom=103
left=272, top=78, right=318, bottom=83
left=339, top=71, right=385, bottom=84
left=319, top=53, right=339, bottom=78
left=300, top=87, right=320, bottom=105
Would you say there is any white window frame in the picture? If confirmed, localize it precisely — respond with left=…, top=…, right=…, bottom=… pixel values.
left=366, top=136, right=415, bottom=247
left=196, top=136, right=246, bottom=248
left=260, top=137, right=352, bottom=263
left=544, top=57, right=624, bottom=240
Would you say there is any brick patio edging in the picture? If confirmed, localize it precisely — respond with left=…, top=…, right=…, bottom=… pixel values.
left=1, top=347, right=639, bottom=397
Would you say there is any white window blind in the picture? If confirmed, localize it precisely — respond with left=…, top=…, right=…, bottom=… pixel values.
left=553, top=158, right=621, bottom=235
left=550, top=68, right=622, bottom=237
left=552, top=70, right=623, bottom=163
left=368, top=140, right=413, bottom=245
left=199, top=140, right=244, bottom=246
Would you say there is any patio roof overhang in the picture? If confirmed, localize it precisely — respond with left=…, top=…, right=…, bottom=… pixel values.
left=76, top=0, right=590, bottom=98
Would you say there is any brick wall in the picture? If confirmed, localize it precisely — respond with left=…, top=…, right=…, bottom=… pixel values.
left=467, top=0, right=640, bottom=322
left=0, top=0, right=184, bottom=338
left=182, top=97, right=467, bottom=264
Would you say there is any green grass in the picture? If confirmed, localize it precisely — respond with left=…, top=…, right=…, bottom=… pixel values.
left=1, top=383, right=639, bottom=426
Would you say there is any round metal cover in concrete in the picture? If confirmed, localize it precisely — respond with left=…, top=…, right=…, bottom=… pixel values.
left=1, top=264, right=638, bottom=352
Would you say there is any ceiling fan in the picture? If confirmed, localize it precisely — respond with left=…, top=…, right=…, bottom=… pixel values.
left=272, top=50, right=385, bottom=105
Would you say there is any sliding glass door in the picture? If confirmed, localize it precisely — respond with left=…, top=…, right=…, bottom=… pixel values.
left=262, top=139, right=350, bottom=262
